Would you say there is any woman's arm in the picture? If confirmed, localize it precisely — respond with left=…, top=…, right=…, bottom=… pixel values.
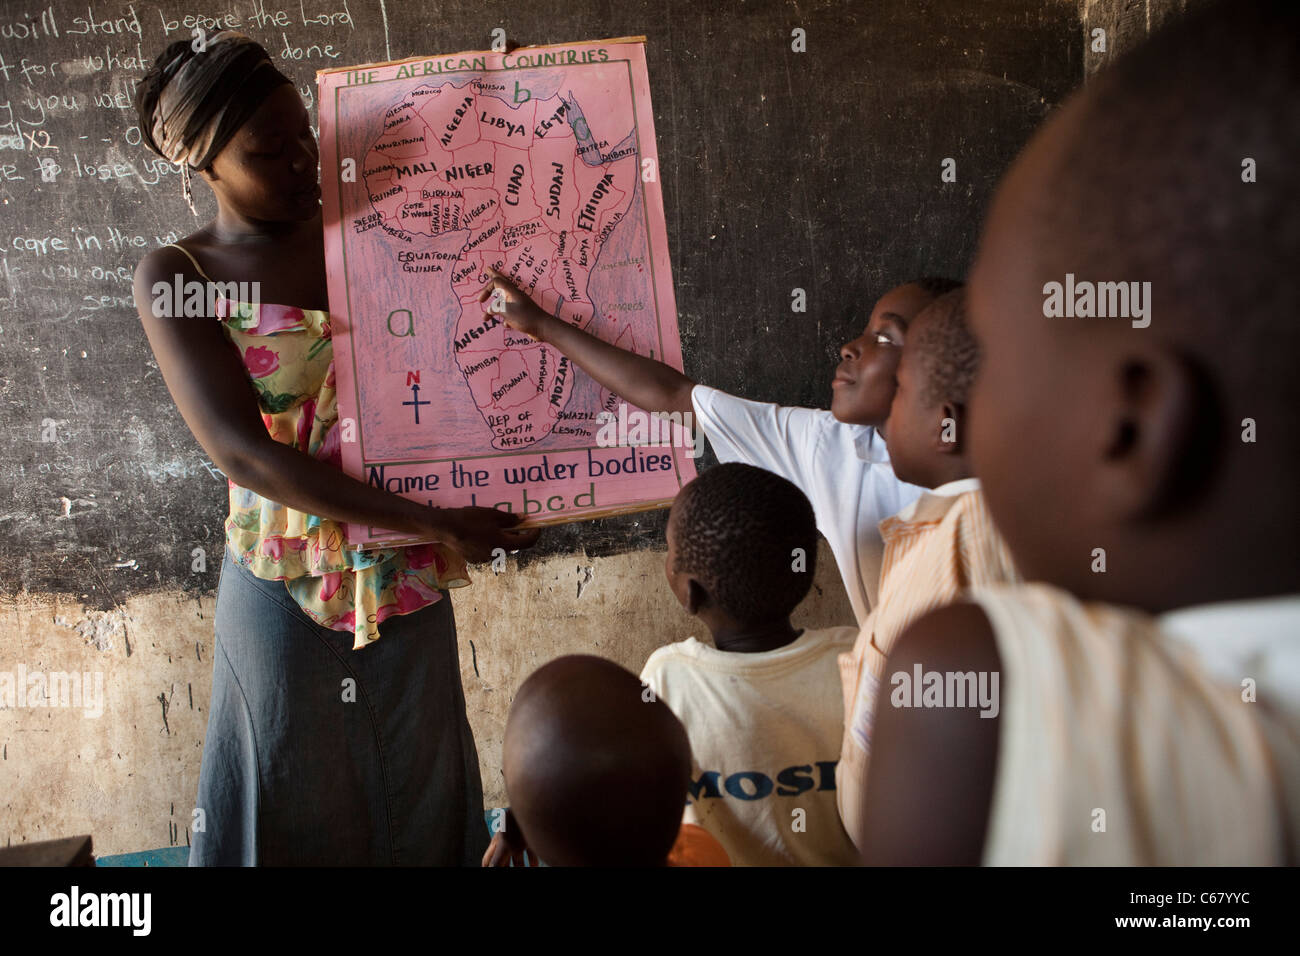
left=133, top=248, right=537, bottom=562
left=226, top=438, right=536, bottom=562
left=478, top=268, right=696, bottom=416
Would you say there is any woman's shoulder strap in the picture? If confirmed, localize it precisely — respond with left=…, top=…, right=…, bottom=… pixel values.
left=163, top=242, right=213, bottom=282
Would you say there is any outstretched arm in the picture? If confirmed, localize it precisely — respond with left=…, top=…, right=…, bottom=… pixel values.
left=478, top=268, right=696, bottom=416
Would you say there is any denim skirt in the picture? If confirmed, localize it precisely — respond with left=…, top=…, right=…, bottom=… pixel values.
left=188, top=545, right=489, bottom=866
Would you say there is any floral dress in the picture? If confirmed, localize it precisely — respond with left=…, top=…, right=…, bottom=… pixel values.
left=166, top=244, right=471, bottom=650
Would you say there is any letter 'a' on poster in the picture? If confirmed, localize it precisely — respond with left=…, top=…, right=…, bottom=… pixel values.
left=317, top=37, right=696, bottom=550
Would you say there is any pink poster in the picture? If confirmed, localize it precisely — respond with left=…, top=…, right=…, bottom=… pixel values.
left=317, top=38, right=696, bottom=549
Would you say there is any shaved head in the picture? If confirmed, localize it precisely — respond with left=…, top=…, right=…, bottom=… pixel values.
left=503, top=655, right=691, bottom=866
left=668, top=462, right=818, bottom=626
left=1027, top=0, right=1298, bottom=426
left=911, top=287, right=976, bottom=407
left=966, top=0, right=1300, bottom=607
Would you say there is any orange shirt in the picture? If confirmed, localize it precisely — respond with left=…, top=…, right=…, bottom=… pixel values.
left=666, top=823, right=731, bottom=867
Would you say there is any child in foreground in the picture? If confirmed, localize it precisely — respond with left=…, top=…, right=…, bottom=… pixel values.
left=484, top=654, right=730, bottom=867
left=834, top=287, right=1020, bottom=850
left=858, top=0, right=1300, bottom=865
left=640, top=463, right=860, bottom=866
left=479, top=268, right=961, bottom=627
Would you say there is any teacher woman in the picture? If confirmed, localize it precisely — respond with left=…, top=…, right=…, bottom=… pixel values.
left=130, top=32, right=539, bottom=866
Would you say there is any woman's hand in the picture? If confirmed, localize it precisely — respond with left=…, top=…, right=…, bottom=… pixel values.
left=477, top=267, right=552, bottom=342
left=422, top=506, right=541, bottom=564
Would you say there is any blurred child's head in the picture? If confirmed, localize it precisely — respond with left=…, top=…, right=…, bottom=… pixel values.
left=665, top=463, right=818, bottom=634
left=882, top=287, right=976, bottom=488
left=503, top=655, right=691, bottom=866
left=831, top=277, right=963, bottom=426
left=966, top=0, right=1299, bottom=609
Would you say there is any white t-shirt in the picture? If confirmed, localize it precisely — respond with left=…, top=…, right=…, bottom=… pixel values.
left=690, top=385, right=924, bottom=625
left=640, top=626, right=861, bottom=866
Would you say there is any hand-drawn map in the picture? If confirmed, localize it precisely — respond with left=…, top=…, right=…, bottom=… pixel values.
left=318, top=38, right=695, bottom=549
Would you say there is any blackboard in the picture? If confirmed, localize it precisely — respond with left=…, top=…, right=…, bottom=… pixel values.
left=0, top=0, right=1081, bottom=605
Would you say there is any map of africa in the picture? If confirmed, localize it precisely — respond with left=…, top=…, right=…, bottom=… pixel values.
left=319, top=40, right=694, bottom=546
left=360, top=78, right=637, bottom=450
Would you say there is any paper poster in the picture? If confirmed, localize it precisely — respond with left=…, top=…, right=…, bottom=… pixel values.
left=317, top=38, right=696, bottom=549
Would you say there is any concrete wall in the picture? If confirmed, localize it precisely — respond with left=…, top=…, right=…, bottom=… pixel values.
left=0, top=539, right=852, bottom=857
